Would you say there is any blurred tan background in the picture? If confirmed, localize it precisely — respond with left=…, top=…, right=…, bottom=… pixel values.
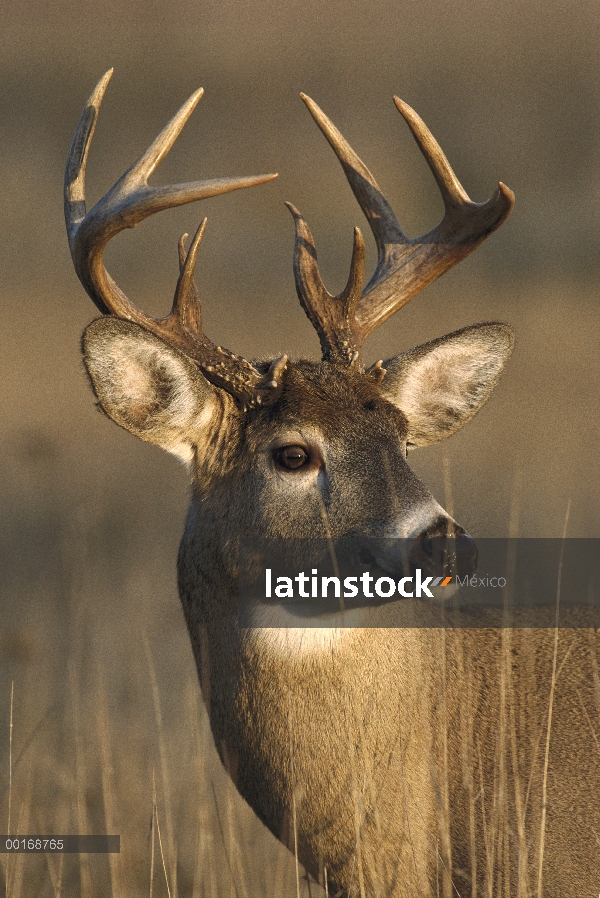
left=0, top=0, right=598, bottom=895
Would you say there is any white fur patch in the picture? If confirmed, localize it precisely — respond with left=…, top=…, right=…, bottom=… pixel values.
left=115, top=355, right=155, bottom=405
left=383, top=498, right=452, bottom=540
left=249, top=625, right=358, bottom=659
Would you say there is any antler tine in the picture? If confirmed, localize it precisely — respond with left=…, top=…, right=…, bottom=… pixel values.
left=300, top=93, right=515, bottom=348
left=286, top=202, right=365, bottom=367
left=392, top=98, right=472, bottom=213
left=172, top=220, right=207, bottom=335
left=299, top=93, right=406, bottom=259
left=66, top=72, right=283, bottom=410
left=125, top=86, right=205, bottom=186
left=65, top=69, right=114, bottom=247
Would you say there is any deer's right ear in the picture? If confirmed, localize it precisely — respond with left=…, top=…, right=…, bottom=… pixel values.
left=82, top=318, right=218, bottom=463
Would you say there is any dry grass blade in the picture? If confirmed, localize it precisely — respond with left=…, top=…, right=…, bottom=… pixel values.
left=143, top=633, right=178, bottom=898
left=96, top=672, right=122, bottom=898
left=68, top=661, right=94, bottom=898
left=154, top=787, right=172, bottom=898
left=536, top=499, right=571, bottom=898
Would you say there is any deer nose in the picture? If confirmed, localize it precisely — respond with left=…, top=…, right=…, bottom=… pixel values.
left=410, top=517, right=477, bottom=578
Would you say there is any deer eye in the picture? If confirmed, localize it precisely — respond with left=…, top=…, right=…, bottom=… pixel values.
left=274, top=445, right=310, bottom=470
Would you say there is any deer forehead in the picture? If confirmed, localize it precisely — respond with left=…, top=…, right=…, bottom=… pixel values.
left=242, top=360, right=410, bottom=448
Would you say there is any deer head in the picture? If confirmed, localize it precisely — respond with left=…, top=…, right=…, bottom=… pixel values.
left=66, top=72, right=516, bottom=895
left=66, top=69, right=513, bottom=533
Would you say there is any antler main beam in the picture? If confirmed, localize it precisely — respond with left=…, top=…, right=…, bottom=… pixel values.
left=65, top=70, right=283, bottom=409
left=290, top=94, right=515, bottom=365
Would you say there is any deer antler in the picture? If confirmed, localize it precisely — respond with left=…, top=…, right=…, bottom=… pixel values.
left=65, top=70, right=284, bottom=409
left=285, top=202, right=365, bottom=367
left=289, top=94, right=515, bottom=368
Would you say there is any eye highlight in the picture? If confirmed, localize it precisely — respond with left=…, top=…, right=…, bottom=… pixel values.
left=274, top=445, right=310, bottom=470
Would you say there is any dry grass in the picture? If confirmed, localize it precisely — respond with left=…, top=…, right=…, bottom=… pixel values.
left=0, top=607, right=319, bottom=896
left=0, top=466, right=597, bottom=896
left=0, top=481, right=321, bottom=897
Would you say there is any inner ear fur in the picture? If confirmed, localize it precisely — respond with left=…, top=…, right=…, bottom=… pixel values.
left=380, top=323, right=514, bottom=447
left=82, top=318, right=218, bottom=462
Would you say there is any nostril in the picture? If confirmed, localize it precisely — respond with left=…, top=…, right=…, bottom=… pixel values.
left=410, top=519, right=477, bottom=578
left=421, top=536, right=433, bottom=560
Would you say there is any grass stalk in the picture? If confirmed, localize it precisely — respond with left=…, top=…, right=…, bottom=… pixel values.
left=143, top=632, right=178, bottom=898
left=536, top=499, right=571, bottom=898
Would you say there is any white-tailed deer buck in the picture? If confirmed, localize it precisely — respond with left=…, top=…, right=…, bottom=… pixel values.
left=65, top=72, right=599, bottom=897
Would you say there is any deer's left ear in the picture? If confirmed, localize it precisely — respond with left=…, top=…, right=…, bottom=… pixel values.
left=379, top=323, right=514, bottom=447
